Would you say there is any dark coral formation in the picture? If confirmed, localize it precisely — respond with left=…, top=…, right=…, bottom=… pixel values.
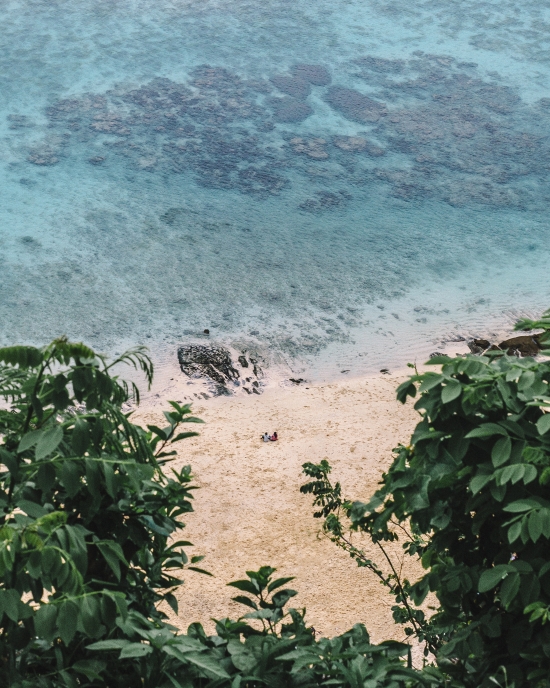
left=17, top=54, right=550, bottom=210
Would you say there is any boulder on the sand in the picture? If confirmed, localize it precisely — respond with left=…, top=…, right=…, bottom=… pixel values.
left=467, top=335, right=542, bottom=357
left=177, top=345, right=238, bottom=388
left=498, top=335, right=541, bottom=357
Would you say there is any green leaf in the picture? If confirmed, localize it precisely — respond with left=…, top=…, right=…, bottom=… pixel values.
left=441, top=380, right=462, bottom=404
left=184, top=652, right=231, bottom=679
left=71, top=419, right=90, bottom=455
left=529, top=512, right=544, bottom=543
left=508, top=520, right=522, bottom=544
left=470, top=473, right=493, bottom=495
left=18, top=430, right=42, bottom=453
left=503, top=499, right=541, bottom=513
left=36, top=426, right=64, bottom=460
left=0, top=345, right=43, bottom=368
left=537, top=414, right=550, bottom=436
left=120, top=643, right=153, bottom=658
left=267, top=576, right=295, bottom=593
left=232, top=596, right=258, bottom=610
left=466, top=423, right=508, bottom=438
left=57, top=600, right=79, bottom=645
left=272, top=589, right=297, bottom=607
left=96, top=541, right=128, bottom=581
left=80, top=595, right=100, bottom=636
left=227, top=580, right=259, bottom=595
left=0, top=589, right=21, bottom=622
left=72, top=660, right=106, bottom=681
left=87, top=640, right=132, bottom=651
left=492, top=436, right=511, bottom=467
left=500, top=572, right=521, bottom=609
left=479, top=565, right=514, bottom=593
left=34, top=604, right=58, bottom=640
left=17, top=499, right=48, bottom=518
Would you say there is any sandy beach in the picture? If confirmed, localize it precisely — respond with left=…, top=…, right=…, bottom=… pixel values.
left=133, top=369, right=423, bottom=643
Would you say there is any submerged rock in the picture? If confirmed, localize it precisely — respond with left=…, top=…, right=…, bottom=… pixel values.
left=270, top=75, right=311, bottom=99
left=291, top=64, right=331, bottom=86
left=271, top=99, right=313, bottom=122
left=326, top=86, right=387, bottom=123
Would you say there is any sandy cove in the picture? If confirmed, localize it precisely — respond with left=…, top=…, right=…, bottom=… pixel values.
left=133, top=371, right=422, bottom=643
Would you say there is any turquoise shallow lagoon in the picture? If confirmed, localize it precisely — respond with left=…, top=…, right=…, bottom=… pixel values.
left=1, top=0, right=550, bottom=376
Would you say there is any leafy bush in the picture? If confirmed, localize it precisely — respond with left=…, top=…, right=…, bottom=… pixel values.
left=0, top=338, right=206, bottom=686
left=0, top=337, right=425, bottom=688
left=302, top=311, right=550, bottom=687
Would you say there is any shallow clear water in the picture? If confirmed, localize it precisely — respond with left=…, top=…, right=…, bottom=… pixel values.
left=1, top=0, right=550, bottom=377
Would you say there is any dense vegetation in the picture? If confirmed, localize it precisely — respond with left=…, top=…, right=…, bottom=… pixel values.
left=0, top=308, right=549, bottom=687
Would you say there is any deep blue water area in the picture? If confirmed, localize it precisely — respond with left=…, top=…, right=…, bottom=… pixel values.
left=2, top=0, right=550, bottom=375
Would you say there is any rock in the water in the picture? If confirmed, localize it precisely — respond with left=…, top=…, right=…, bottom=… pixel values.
left=270, top=75, right=311, bottom=99
left=291, top=64, right=331, bottom=86
left=271, top=99, right=313, bottom=122
left=177, top=345, right=238, bottom=388
left=325, top=86, right=387, bottom=123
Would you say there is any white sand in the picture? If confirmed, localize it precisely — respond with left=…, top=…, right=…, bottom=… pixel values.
left=134, top=370, right=423, bottom=643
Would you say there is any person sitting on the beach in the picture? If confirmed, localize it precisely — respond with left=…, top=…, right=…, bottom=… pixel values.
left=270, top=431, right=278, bottom=441
left=262, top=432, right=270, bottom=442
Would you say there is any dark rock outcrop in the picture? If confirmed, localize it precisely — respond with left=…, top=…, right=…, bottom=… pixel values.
left=177, top=345, right=238, bottom=387
left=467, top=334, right=542, bottom=357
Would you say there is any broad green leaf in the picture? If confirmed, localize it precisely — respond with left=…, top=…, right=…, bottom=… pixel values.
left=18, top=430, right=42, bottom=453
left=466, top=424, right=508, bottom=439
left=500, top=572, right=521, bottom=609
left=272, top=589, right=297, bottom=607
left=503, top=499, right=541, bottom=513
left=537, top=414, right=550, bottom=436
left=183, top=652, right=231, bottom=679
left=267, top=576, right=295, bottom=593
left=479, top=565, right=514, bottom=593
left=36, top=426, right=64, bottom=460
left=529, top=512, right=544, bottom=543
left=120, top=643, right=153, bottom=658
left=87, top=640, right=132, bottom=651
left=441, top=380, right=462, bottom=404
left=470, top=473, right=493, bottom=495
left=57, top=600, right=78, bottom=645
left=0, top=589, right=21, bottom=622
left=508, top=520, right=522, bottom=544
left=72, top=660, right=106, bottom=681
left=492, top=436, right=511, bottom=467
left=17, top=499, right=48, bottom=518
left=227, top=580, right=259, bottom=595
left=96, top=541, right=128, bottom=581
left=34, top=604, right=58, bottom=640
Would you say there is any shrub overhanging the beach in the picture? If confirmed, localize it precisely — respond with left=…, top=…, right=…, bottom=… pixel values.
left=0, top=337, right=424, bottom=687
left=302, top=309, right=550, bottom=687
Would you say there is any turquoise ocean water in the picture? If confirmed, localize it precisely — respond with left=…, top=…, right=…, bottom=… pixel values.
left=2, top=0, right=550, bottom=378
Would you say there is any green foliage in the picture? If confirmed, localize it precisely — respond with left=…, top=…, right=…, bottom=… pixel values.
left=302, top=316, right=550, bottom=687
left=0, top=337, right=429, bottom=688
left=0, top=337, right=204, bottom=687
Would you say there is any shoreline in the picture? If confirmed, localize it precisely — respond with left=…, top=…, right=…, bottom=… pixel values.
left=133, top=369, right=423, bottom=642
